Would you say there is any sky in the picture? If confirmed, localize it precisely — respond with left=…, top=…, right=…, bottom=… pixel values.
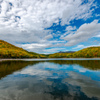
left=0, top=0, right=100, bottom=54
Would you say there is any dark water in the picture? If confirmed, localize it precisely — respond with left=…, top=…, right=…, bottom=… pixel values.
left=0, top=59, right=100, bottom=100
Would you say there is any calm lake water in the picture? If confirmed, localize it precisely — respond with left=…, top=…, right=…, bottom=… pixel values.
left=0, top=59, right=100, bottom=100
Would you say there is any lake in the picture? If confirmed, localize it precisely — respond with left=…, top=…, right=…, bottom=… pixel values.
left=0, top=59, right=100, bottom=100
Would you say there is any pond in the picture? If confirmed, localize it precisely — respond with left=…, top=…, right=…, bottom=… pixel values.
left=0, top=59, right=100, bottom=100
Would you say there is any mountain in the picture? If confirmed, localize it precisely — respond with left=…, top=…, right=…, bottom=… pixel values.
left=0, top=40, right=43, bottom=58
left=48, top=47, right=100, bottom=58
left=73, top=46, right=100, bottom=58
left=58, top=51, right=76, bottom=53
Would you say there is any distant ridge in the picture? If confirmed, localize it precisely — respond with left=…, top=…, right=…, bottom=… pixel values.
left=58, top=51, right=76, bottom=53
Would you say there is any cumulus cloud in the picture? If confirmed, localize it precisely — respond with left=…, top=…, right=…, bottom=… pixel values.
left=61, top=26, right=77, bottom=38
left=66, top=26, right=76, bottom=31
left=18, top=40, right=66, bottom=53
left=62, top=20, right=100, bottom=46
left=20, top=43, right=66, bottom=54
left=44, top=34, right=53, bottom=40
left=73, top=44, right=100, bottom=50
left=72, top=45, right=85, bottom=49
left=0, top=0, right=97, bottom=53
left=20, top=43, right=52, bottom=53
left=94, top=34, right=100, bottom=37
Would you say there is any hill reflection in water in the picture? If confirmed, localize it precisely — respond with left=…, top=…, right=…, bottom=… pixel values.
left=0, top=60, right=100, bottom=79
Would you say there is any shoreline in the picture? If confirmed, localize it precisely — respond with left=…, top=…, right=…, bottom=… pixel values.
left=0, top=58, right=100, bottom=62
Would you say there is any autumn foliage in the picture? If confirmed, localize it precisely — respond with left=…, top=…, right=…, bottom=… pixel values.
left=0, top=40, right=100, bottom=58
left=48, top=47, right=100, bottom=58
left=0, top=40, right=44, bottom=58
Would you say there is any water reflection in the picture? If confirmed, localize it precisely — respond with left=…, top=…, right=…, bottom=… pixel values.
left=0, top=60, right=100, bottom=100
left=0, top=60, right=40, bottom=79
left=49, top=60, right=100, bottom=70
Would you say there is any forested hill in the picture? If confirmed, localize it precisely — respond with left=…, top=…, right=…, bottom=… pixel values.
left=0, top=40, right=45, bottom=58
left=73, top=47, right=100, bottom=58
left=0, top=40, right=100, bottom=58
left=48, top=47, right=100, bottom=58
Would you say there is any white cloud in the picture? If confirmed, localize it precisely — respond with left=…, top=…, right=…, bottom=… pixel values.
left=94, top=34, right=100, bottom=37
left=21, top=43, right=50, bottom=49
left=20, top=43, right=66, bottom=54
left=21, top=43, right=52, bottom=53
left=61, top=26, right=76, bottom=38
left=73, top=44, right=100, bottom=50
left=44, top=34, right=53, bottom=40
left=72, top=45, right=85, bottom=49
left=17, top=40, right=66, bottom=53
left=66, top=26, right=76, bottom=31
left=0, top=0, right=96, bottom=52
left=62, top=20, right=100, bottom=46
left=43, top=47, right=67, bottom=54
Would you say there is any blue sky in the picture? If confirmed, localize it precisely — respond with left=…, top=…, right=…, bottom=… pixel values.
left=0, top=0, right=100, bottom=54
